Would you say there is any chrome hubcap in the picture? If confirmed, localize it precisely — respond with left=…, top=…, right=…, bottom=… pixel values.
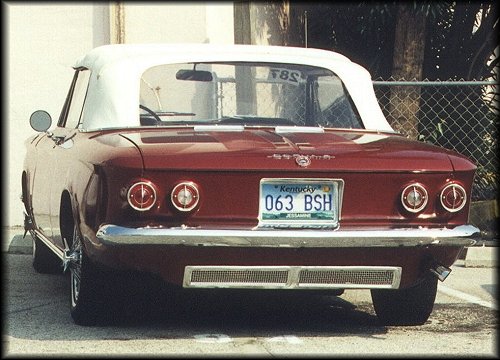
left=63, top=226, right=82, bottom=305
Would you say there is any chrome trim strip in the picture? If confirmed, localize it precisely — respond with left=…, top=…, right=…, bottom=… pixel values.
left=23, top=209, right=65, bottom=260
left=96, top=224, right=479, bottom=248
left=183, top=265, right=402, bottom=290
left=193, top=125, right=244, bottom=132
left=274, top=126, right=325, bottom=134
left=31, top=229, right=65, bottom=260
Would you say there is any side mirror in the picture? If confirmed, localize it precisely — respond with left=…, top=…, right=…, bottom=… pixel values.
left=29, top=110, right=52, bottom=132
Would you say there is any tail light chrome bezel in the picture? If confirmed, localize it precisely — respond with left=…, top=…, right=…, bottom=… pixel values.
left=440, top=183, right=467, bottom=213
left=171, top=182, right=200, bottom=212
left=126, top=181, right=157, bottom=211
left=401, top=183, right=428, bottom=213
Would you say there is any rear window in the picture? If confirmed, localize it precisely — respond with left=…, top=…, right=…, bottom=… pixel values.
left=139, top=62, right=363, bottom=129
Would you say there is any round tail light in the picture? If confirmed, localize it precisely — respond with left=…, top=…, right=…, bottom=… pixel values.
left=171, top=182, right=199, bottom=212
left=127, top=181, right=157, bottom=211
left=440, top=183, right=467, bottom=212
left=401, top=183, right=428, bottom=213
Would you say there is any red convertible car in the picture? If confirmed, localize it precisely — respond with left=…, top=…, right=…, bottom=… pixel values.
left=22, top=44, right=479, bottom=326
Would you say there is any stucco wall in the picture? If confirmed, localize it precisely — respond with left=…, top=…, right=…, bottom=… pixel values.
left=124, top=3, right=234, bottom=44
left=7, top=3, right=110, bottom=228
left=6, top=2, right=234, bottom=228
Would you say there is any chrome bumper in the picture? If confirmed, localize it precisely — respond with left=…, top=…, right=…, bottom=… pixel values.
left=96, top=224, right=479, bottom=248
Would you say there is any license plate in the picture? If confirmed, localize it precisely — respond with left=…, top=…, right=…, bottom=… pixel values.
left=259, top=179, right=343, bottom=228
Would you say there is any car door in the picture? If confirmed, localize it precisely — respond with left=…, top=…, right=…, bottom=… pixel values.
left=31, top=68, right=91, bottom=250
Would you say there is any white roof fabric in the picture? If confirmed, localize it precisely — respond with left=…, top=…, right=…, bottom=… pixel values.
left=74, top=43, right=394, bottom=132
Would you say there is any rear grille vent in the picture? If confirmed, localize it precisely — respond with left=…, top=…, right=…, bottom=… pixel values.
left=299, top=269, right=396, bottom=286
left=184, top=266, right=401, bottom=289
left=190, top=269, right=288, bottom=285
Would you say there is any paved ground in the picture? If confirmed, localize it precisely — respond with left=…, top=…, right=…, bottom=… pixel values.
left=3, top=252, right=497, bottom=357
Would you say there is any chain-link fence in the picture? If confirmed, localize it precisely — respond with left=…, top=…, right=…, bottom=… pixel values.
left=373, top=79, right=498, bottom=239
left=215, top=77, right=499, bottom=238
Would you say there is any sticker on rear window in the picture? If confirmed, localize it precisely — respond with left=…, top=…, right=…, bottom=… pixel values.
left=268, top=68, right=304, bottom=86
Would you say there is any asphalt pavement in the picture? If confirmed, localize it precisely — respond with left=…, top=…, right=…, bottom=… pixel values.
left=4, top=245, right=497, bottom=357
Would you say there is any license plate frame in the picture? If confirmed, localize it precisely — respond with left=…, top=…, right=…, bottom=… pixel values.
left=258, top=178, right=344, bottom=228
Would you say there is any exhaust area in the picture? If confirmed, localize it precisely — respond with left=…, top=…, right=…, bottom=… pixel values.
left=430, top=263, right=452, bottom=282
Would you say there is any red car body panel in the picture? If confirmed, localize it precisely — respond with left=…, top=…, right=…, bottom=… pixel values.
left=121, top=128, right=458, bottom=172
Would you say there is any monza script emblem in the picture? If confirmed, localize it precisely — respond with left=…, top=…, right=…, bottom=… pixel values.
left=267, top=154, right=335, bottom=168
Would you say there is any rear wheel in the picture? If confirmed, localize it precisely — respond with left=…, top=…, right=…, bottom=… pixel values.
left=371, top=275, right=438, bottom=326
left=67, top=223, right=113, bottom=326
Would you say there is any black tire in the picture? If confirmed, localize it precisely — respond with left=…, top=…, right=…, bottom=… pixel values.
left=68, top=224, right=114, bottom=326
left=32, top=233, right=62, bottom=274
left=371, top=275, right=438, bottom=326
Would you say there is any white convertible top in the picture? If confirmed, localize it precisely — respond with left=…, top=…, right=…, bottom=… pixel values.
left=75, top=43, right=393, bottom=132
